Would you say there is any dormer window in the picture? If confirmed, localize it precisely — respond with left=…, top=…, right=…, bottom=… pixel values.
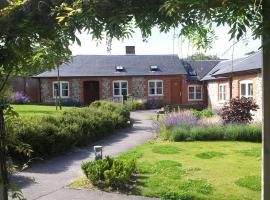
left=115, top=66, right=124, bottom=72
left=150, top=65, right=159, bottom=72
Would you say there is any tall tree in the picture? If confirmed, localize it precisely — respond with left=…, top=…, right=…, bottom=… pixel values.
left=0, top=0, right=268, bottom=199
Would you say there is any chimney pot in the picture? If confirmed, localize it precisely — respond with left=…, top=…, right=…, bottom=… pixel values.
left=125, top=46, right=135, bottom=55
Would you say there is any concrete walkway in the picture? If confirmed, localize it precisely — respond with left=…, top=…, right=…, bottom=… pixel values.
left=15, top=110, right=157, bottom=200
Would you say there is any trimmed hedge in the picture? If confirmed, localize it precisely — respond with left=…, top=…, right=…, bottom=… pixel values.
left=10, top=101, right=130, bottom=160
left=82, top=156, right=136, bottom=190
left=168, top=124, right=261, bottom=142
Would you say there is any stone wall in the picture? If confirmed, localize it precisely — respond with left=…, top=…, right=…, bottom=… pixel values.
left=131, top=77, right=145, bottom=98
left=40, top=79, right=51, bottom=103
left=102, top=78, right=110, bottom=99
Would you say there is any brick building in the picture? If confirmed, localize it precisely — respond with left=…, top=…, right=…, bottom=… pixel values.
left=33, top=47, right=262, bottom=119
left=201, top=51, right=262, bottom=120
left=35, top=47, right=218, bottom=108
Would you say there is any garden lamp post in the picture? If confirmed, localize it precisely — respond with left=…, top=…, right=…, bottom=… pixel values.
left=94, top=145, right=103, bottom=160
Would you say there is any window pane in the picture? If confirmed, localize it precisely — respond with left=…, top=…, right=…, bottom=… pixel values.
left=62, top=89, right=69, bottom=97
left=114, top=82, right=120, bottom=89
left=62, top=83, right=68, bottom=90
left=54, top=83, right=60, bottom=96
left=121, top=82, right=127, bottom=89
left=114, top=88, right=120, bottom=95
left=189, top=93, right=194, bottom=100
left=248, top=83, right=253, bottom=96
left=157, top=88, right=162, bottom=94
left=149, top=82, right=155, bottom=88
left=189, top=87, right=194, bottom=93
left=150, top=88, right=155, bottom=95
left=121, top=88, right=127, bottom=95
left=156, top=81, right=162, bottom=88
left=196, top=92, right=202, bottom=100
left=196, top=86, right=202, bottom=93
left=241, top=84, right=246, bottom=96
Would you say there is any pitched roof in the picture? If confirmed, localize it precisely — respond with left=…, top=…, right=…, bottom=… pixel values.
left=201, top=51, right=262, bottom=81
left=182, top=60, right=221, bottom=81
left=35, top=55, right=187, bottom=78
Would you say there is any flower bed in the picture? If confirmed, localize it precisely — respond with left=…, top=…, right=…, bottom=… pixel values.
left=154, top=110, right=261, bottom=142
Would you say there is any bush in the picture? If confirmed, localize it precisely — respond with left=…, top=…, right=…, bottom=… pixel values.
left=221, top=97, right=259, bottom=124
left=224, top=124, right=261, bottom=142
left=191, top=109, right=214, bottom=119
left=82, top=156, right=113, bottom=185
left=82, top=156, right=136, bottom=190
left=10, top=101, right=130, bottom=160
left=168, top=124, right=261, bottom=142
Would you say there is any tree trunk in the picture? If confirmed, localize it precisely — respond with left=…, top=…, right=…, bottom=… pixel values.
left=262, top=1, right=270, bottom=199
left=0, top=107, right=8, bottom=200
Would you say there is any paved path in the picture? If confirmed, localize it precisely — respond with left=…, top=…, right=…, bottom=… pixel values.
left=15, top=110, right=157, bottom=200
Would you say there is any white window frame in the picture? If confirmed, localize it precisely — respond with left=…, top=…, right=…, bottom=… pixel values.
left=240, top=80, right=253, bottom=98
left=113, top=80, right=128, bottom=97
left=219, top=83, right=227, bottom=102
left=188, top=85, right=203, bottom=101
left=53, top=81, right=70, bottom=98
left=148, top=80, right=163, bottom=96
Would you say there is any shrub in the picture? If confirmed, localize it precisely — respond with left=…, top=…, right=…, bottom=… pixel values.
left=153, top=111, right=198, bottom=132
left=81, top=156, right=113, bottom=185
left=224, top=124, right=261, bottom=142
left=11, top=101, right=130, bottom=160
left=82, top=156, right=136, bottom=190
left=104, top=159, right=136, bottom=189
left=221, top=97, right=259, bottom=124
left=198, top=115, right=224, bottom=128
left=191, top=109, right=214, bottom=119
left=168, top=124, right=261, bottom=142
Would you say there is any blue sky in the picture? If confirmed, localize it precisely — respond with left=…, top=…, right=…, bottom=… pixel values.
left=70, top=26, right=261, bottom=59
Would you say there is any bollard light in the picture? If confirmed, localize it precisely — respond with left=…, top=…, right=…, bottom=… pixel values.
left=94, top=145, right=103, bottom=160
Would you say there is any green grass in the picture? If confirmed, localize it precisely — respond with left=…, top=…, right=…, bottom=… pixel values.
left=71, top=141, right=261, bottom=200
left=235, top=176, right=261, bottom=192
left=195, top=151, right=226, bottom=159
left=11, top=104, right=74, bottom=117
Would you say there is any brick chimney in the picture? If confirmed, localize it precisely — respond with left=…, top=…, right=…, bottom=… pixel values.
left=125, top=46, right=135, bottom=55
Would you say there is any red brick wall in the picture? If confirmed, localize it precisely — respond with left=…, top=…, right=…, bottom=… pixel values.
left=40, top=75, right=207, bottom=107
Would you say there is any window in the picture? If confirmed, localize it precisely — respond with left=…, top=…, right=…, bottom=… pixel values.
left=148, top=80, right=163, bottom=96
left=113, top=81, right=128, bottom=96
left=53, top=81, right=69, bottom=98
left=219, top=84, right=227, bottom=102
left=240, top=80, right=253, bottom=98
left=188, top=85, right=203, bottom=101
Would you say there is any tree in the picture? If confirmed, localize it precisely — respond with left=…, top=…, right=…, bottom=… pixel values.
left=185, top=53, right=220, bottom=60
left=0, top=0, right=269, bottom=199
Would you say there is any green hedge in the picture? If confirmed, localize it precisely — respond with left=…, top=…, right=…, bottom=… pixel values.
left=169, top=124, right=261, bottom=142
left=10, top=101, right=130, bottom=160
left=82, top=156, right=136, bottom=190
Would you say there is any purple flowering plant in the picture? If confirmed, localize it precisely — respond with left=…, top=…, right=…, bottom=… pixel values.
left=153, top=110, right=199, bottom=132
left=11, top=91, right=29, bottom=104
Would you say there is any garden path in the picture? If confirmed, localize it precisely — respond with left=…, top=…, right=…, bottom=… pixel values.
left=14, top=110, right=158, bottom=200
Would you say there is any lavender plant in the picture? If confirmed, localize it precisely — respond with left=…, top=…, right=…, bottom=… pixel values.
left=11, top=92, right=29, bottom=104
left=153, top=111, right=198, bottom=132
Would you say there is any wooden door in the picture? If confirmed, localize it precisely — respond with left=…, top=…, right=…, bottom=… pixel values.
left=83, top=81, right=100, bottom=105
left=171, top=80, right=182, bottom=104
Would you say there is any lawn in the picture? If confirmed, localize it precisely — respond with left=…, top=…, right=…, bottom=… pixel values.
left=71, top=141, right=261, bottom=200
left=11, top=104, right=74, bottom=116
